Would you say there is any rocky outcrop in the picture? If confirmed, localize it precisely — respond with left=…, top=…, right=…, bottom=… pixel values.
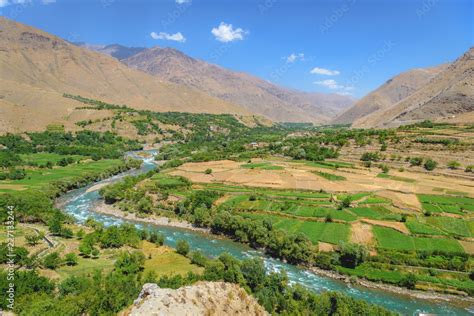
left=126, top=282, right=268, bottom=316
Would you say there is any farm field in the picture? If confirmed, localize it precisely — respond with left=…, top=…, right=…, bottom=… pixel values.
left=0, top=159, right=124, bottom=193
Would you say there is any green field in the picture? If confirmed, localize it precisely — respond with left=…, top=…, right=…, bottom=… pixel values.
left=418, top=194, right=474, bottom=214
left=0, top=159, right=123, bottom=192
left=373, top=226, right=464, bottom=253
left=405, top=219, right=447, bottom=236
left=20, top=152, right=87, bottom=164
left=241, top=212, right=350, bottom=244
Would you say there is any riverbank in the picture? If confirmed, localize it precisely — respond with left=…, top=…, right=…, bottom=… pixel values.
left=92, top=200, right=210, bottom=233
left=93, top=199, right=474, bottom=308
left=309, top=267, right=474, bottom=308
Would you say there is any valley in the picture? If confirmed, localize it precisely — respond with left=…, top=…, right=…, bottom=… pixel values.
left=0, top=4, right=473, bottom=315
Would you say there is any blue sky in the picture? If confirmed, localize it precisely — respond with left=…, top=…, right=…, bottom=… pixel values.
left=1, top=0, right=472, bottom=97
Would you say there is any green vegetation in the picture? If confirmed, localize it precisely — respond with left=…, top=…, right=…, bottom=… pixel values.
left=376, top=173, right=416, bottom=183
left=373, top=226, right=464, bottom=253
left=313, top=171, right=346, bottom=181
left=241, top=162, right=284, bottom=170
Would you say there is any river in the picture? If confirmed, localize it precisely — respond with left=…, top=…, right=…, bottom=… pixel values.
left=57, top=150, right=473, bottom=316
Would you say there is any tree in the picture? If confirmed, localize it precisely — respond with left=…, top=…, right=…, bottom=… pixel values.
left=148, top=232, right=165, bottom=246
left=240, top=258, right=266, bottom=291
left=465, top=165, right=474, bottom=173
left=64, top=253, right=78, bottom=266
left=176, top=239, right=190, bottom=256
left=204, top=168, right=212, bottom=174
left=423, top=159, right=437, bottom=171
left=25, top=233, right=42, bottom=246
left=114, top=251, right=145, bottom=275
left=43, top=252, right=61, bottom=270
left=79, top=239, right=93, bottom=257
left=400, top=273, right=417, bottom=289
left=339, top=243, right=368, bottom=268
left=409, top=157, right=423, bottom=166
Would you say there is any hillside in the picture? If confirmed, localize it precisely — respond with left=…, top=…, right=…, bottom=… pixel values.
left=0, top=17, right=250, bottom=133
left=126, top=282, right=268, bottom=316
left=351, top=47, right=474, bottom=128
left=119, top=46, right=355, bottom=123
left=333, top=65, right=447, bottom=125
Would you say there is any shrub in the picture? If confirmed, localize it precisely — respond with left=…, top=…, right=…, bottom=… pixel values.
left=64, top=253, right=78, bottom=266
left=176, top=239, right=190, bottom=256
left=423, top=159, right=437, bottom=171
left=43, top=252, right=61, bottom=270
left=465, top=165, right=474, bottom=173
left=204, top=168, right=212, bottom=174
left=339, top=243, right=368, bottom=268
left=409, top=157, right=423, bottom=166
left=400, top=273, right=417, bottom=289
left=447, top=161, right=461, bottom=170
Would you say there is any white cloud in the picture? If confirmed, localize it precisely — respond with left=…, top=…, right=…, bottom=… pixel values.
left=314, top=79, right=341, bottom=89
left=310, top=67, right=340, bottom=76
left=175, top=0, right=190, bottom=3
left=314, top=80, right=354, bottom=95
left=211, top=22, right=247, bottom=43
left=150, top=31, right=186, bottom=43
left=286, top=53, right=304, bottom=63
left=0, top=0, right=52, bottom=7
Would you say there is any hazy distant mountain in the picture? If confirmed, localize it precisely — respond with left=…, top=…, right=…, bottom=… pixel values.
left=332, top=65, right=448, bottom=125
left=352, top=47, right=474, bottom=128
left=122, top=47, right=355, bottom=123
left=80, top=44, right=355, bottom=123
left=74, top=42, right=146, bottom=60
left=0, top=17, right=249, bottom=133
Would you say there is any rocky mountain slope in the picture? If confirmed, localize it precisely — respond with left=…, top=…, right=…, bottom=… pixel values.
left=74, top=42, right=146, bottom=60
left=110, top=46, right=354, bottom=123
left=333, top=65, right=447, bottom=125
left=125, top=282, right=268, bottom=316
left=338, top=47, right=473, bottom=128
left=0, top=17, right=249, bottom=133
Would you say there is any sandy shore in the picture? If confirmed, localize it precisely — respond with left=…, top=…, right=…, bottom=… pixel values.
left=85, top=183, right=110, bottom=193
left=93, top=201, right=209, bottom=233
left=309, top=267, right=474, bottom=307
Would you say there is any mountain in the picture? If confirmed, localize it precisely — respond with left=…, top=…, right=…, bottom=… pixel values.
left=0, top=17, right=250, bottom=133
left=73, top=42, right=147, bottom=60
left=332, top=65, right=448, bottom=125
left=337, top=47, right=473, bottom=128
left=97, top=45, right=355, bottom=123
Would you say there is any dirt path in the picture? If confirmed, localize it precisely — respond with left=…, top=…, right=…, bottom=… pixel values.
left=350, top=221, right=374, bottom=245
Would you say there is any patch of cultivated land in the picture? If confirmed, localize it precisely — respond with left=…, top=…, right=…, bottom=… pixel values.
left=170, top=158, right=474, bottom=200
left=0, top=159, right=123, bottom=192
left=350, top=222, right=374, bottom=246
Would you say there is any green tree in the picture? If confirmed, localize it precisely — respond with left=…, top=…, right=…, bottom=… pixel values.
left=43, top=252, right=61, bottom=270
left=176, top=239, right=190, bottom=256
left=114, top=251, right=145, bottom=275
left=339, top=243, right=368, bottom=268
left=64, top=253, right=78, bottom=266
left=424, top=159, right=438, bottom=171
